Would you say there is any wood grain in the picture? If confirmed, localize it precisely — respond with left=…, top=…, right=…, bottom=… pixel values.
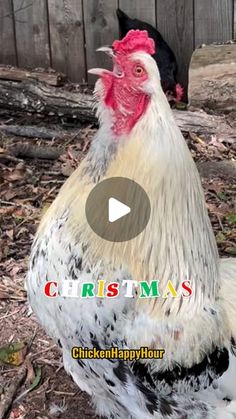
left=234, top=0, right=236, bottom=38
left=0, top=0, right=17, bottom=65
left=13, top=0, right=50, bottom=68
left=194, top=0, right=233, bottom=47
left=188, top=44, right=236, bottom=112
left=155, top=0, right=194, bottom=89
left=119, top=0, right=156, bottom=27
left=0, top=77, right=235, bottom=145
left=48, top=0, right=86, bottom=83
left=83, top=0, right=119, bottom=84
left=0, top=1, right=235, bottom=85
left=0, top=78, right=96, bottom=121
left=0, top=65, right=66, bottom=86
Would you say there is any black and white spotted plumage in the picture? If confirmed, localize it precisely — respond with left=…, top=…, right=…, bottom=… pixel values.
left=28, top=221, right=236, bottom=418
left=27, top=207, right=236, bottom=418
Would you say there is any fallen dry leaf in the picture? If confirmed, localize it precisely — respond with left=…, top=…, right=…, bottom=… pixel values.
left=0, top=206, right=16, bottom=216
left=25, top=357, right=36, bottom=384
left=0, top=342, right=28, bottom=366
left=205, top=180, right=224, bottom=194
left=3, top=163, right=26, bottom=182
left=0, top=284, right=11, bottom=299
left=206, top=202, right=229, bottom=217
left=8, top=406, right=26, bottom=419
left=208, top=135, right=227, bottom=152
left=5, top=229, right=14, bottom=241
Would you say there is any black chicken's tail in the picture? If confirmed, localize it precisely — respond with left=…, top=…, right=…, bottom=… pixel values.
left=116, top=8, right=135, bottom=38
left=116, top=8, right=129, bottom=22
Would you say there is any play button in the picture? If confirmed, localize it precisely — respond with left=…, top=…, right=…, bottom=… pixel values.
left=85, top=177, right=151, bottom=242
left=108, top=198, right=131, bottom=223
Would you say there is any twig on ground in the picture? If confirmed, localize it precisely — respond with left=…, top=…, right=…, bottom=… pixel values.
left=0, top=154, right=22, bottom=163
left=53, top=391, right=77, bottom=396
left=0, top=200, right=17, bottom=207
left=0, top=200, right=34, bottom=210
left=32, top=344, right=57, bottom=359
left=55, top=364, right=63, bottom=374
left=0, top=125, right=65, bottom=140
left=216, top=215, right=224, bottom=231
left=0, top=357, right=27, bottom=419
left=43, top=186, right=57, bottom=201
left=27, top=328, right=38, bottom=351
left=0, top=308, right=21, bottom=320
left=64, top=129, right=83, bottom=147
left=36, top=358, right=60, bottom=367
left=197, top=160, right=236, bottom=179
left=9, top=144, right=62, bottom=160
left=40, top=180, right=64, bottom=185
left=1, top=368, right=18, bottom=374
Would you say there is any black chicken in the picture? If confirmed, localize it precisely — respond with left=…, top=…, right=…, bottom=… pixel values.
left=116, top=8, right=184, bottom=102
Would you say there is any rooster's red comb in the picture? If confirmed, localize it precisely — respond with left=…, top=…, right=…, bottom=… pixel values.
left=113, top=30, right=155, bottom=56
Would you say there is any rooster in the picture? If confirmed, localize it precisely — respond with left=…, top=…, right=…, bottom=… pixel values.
left=116, top=8, right=184, bottom=103
left=27, top=30, right=236, bottom=418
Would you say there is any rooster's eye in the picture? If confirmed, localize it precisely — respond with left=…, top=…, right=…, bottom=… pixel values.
left=134, top=65, right=145, bottom=77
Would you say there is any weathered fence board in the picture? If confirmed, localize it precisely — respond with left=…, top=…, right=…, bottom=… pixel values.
left=156, top=0, right=194, bottom=89
left=13, top=0, right=50, bottom=68
left=83, top=0, right=119, bottom=83
left=194, top=0, right=233, bottom=47
left=119, top=0, right=156, bottom=27
left=0, top=0, right=235, bottom=84
left=234, top=0, right=236, bottom=38
left=0, top=0, right=17, bottom=65
left=48, top=0, right=86, bottom=83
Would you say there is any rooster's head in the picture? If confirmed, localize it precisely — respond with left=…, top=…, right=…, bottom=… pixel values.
left=89, top=30, right=166, bottom=136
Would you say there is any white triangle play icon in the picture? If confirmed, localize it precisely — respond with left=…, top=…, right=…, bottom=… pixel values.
left=108, top=198, right=131, bottom=223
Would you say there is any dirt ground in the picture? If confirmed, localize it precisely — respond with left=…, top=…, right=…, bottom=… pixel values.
left=0, top=111, right=235, bottom=419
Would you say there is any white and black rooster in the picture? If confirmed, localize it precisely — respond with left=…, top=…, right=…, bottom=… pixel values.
left=27, top=30, right=236, bottom=418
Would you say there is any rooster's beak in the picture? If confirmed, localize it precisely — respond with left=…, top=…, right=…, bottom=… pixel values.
left=96, top=46, right=114, bottom=57
left=88, top=46, right=114, bottom=76
left=88, top=46, right=124, bottom=78
left=88, top=68, right=113, bottom=76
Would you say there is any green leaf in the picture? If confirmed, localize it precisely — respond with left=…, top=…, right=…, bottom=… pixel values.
left=216, top=232, right=226, bottom=243
left=217, top=191, right=227, bottom=201
left=175, top=102, right=187, bottom=110
left=225, top=213, right=236, bottom=225
left=0, top=341, right=27, bottom=366
left=28, top=367, right=42, bottom=391
left=225, top=246, right=236, bottom=256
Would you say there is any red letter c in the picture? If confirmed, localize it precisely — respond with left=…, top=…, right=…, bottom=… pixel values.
left=44, top=281, right=58, bottom=298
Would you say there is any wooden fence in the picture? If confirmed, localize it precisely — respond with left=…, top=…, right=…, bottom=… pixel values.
left=0, top=0, right=235, bottom=88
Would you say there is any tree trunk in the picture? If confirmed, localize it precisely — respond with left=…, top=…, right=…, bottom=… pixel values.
left=0, top=79, right=96, bottom=122
left=0, top=74, right=235, bottom=142
left=188, top=43, right=236, bottom=112
left=172, top=109, right=235, bottom=143
left=0, top=65, right=66, bottom=86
